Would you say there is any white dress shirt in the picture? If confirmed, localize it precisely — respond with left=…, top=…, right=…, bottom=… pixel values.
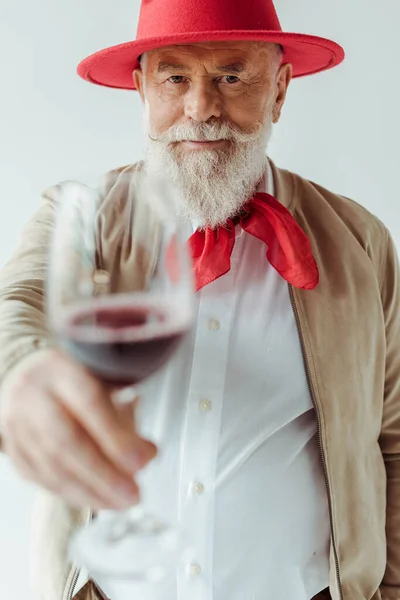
left=95, top=159, right=331, bottom=600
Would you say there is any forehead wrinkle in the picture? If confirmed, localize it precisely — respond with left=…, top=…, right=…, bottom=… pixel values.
left=156, top=60, right=247, bottom=77
left=148, top=43, right=260, bottom=69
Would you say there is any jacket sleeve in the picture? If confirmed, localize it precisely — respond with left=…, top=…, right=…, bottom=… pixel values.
left=0, top=168, right=130, bottom=435
left=0, top=191, right=57, bottom=390
left=378, top=227, right=400, bottom=599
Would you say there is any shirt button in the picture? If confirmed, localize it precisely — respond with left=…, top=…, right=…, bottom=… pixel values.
left=199, top=399, right=212, bottom=412
left=208, top=318, right=220, bottom=331
left=189, top=564, right=202, bottom=576
left=192, top=482, right=205, bottom=495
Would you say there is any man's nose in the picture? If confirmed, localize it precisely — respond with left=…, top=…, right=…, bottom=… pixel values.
left=183, top=80, right=222, bottom=122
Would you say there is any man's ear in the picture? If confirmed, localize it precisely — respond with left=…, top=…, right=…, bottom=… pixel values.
left=272, top=62, right=292, bottom=124
left=133, top=69, right=145, bottom=102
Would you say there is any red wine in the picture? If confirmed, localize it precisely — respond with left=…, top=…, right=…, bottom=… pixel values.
left=58, top=303, right=188, bottom=386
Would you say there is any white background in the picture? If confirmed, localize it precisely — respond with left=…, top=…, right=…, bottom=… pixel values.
left=0, top=0, right=399, bottom=598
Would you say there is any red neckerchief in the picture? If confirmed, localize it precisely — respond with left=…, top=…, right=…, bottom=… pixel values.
left=188, top=192, right=319, bottom=291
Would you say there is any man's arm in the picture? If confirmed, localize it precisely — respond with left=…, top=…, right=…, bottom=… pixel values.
left=0, top=166, right=127, bottom=393
left=0, top=191, right=56, bottom=391
left=378, top=228, right=400, bottom=599
left=0, top=179, right=155, bottom=508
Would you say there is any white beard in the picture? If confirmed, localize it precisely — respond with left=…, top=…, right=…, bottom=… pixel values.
left=144, top=106, right=273, bottom=229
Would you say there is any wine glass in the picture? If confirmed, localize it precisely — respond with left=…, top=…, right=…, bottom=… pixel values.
left=46, top=168, right=194, bottom=581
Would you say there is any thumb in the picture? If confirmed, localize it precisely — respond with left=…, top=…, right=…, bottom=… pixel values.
left=115, top=397, right=157, bottom=467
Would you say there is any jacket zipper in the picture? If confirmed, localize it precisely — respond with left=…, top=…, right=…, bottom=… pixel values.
left=66, top=509, right=94, bottom=600
left=288, top=284, right=343, bottom=600
left=66, top=567, right=80, bottom=600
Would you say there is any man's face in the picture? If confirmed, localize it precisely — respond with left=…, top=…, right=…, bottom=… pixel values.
left=134, top=41, right=292, bottom=228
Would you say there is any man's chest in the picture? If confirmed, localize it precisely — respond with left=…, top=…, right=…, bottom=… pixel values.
left=95, top=232, right=330, bottom=600
left=137, top=232, right=316, bottom=511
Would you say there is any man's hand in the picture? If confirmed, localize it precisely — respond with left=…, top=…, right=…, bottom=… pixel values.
left=0, top=349, right=156, bottom=510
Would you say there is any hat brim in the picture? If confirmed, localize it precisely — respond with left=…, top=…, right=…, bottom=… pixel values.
left=77, top=31, right=345, bottom=90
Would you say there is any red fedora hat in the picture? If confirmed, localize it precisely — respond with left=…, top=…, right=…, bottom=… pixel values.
left=77, top=0, right=345, bottom=90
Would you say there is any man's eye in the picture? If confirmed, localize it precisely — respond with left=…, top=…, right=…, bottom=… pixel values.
left=222, top=75, right=240, bottom=84
left=168, top=76, right=186, bottom=84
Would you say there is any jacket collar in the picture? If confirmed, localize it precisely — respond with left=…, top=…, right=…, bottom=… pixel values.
left=269, top=159, right=296, bottom=211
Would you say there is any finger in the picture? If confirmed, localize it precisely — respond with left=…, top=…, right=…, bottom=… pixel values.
left=38, top=416, right=140, bottom=507
left=111, top=398, right=157, bottom=469
left=4, top=437, right=39, bottom=481
left=6, top=437, right=106, bottom=508
left=11, top=432, right=138, bottom=511
left=6, top=387, right=139, bottom=510
left=24, top=397, right=141, bottom=508
left=53, top=367, right=156, bottom=473
left=115, top=397, right=158, bottom=465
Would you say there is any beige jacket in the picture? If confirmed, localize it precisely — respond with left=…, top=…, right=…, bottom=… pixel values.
left=0, top=161, right=399, bottom=600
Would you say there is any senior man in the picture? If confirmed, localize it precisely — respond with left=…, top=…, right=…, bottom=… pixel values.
left=1, top=0, right=399, bottom=600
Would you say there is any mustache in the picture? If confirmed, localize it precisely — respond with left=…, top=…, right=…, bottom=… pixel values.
left=148, top=119, right=265, bottom=145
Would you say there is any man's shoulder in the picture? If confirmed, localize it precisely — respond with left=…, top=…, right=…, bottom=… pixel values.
left=277, top=164, right=389, bottom=244
left=40, top=163, right=143, bottom=206
left=97, top=162, right=143, bottom=197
